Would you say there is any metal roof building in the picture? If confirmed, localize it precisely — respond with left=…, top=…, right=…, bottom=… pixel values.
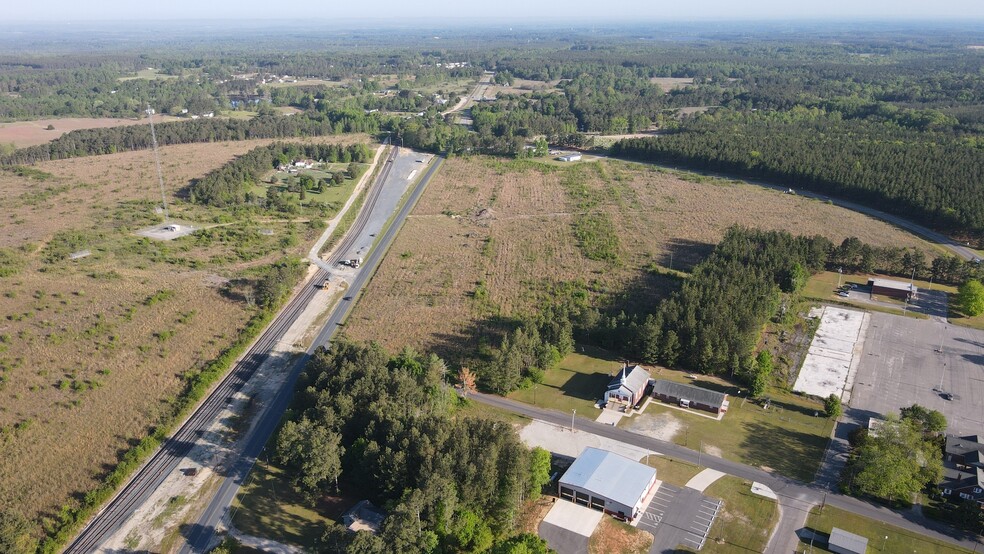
left=868, top=277, right=917, bottom=300
left=827, top=527, right=868, bottom=554
left=558, top=447, right=658, bottom=521
left=651, top=379, right=729, bottom=414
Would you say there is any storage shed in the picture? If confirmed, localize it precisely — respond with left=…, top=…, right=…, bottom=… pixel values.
left=827, top=527, right=868, bottom=554
left=558, top=447, right=658, bottom=522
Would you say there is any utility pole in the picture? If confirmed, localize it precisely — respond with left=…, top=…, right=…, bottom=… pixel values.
left=837, top=267, right=843, bottom=288
left=571, top=409, right=576, bottom=433
left=698, top=440, right=703, bottom=467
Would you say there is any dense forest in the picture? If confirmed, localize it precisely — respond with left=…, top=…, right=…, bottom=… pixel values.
left=276, top=342, right=553, bottom=554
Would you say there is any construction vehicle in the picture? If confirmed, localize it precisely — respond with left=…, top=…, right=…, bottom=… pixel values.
left=340, top=257, right=363, bottom=269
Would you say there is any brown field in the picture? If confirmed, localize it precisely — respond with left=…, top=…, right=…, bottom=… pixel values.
left=343, top=157, right=938, bottom=356
left=649, top=77, right=695, bottom=91
left=492, top=78, right=562, bottom=96
left=0, top=135, right=366, bottom=533
left=0, top=117, right=181, bottom=148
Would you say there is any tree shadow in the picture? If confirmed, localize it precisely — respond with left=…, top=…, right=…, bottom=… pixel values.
left=661, top=238, right=715, bottom=273
left=596, top=268, right=682, bottom=318
left=739, top=421, right=828, bottom=481
left=557, top=371, right=612, bottom=401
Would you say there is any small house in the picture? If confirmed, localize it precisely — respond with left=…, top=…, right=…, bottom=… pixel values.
left=868, top=278, right=916, bottom=300
left=651, top=380, right=728, bottom=415
left=342, top=500, right=386, bottom=533
left=604, top=364, right=650, bottom=408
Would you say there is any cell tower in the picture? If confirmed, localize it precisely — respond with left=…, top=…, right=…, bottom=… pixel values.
left=147, top=104, right=170, bottom=222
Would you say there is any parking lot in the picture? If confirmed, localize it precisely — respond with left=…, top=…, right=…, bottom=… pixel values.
left=639, top=483, right=721, bottom=553
left=850, top=312, right=984, bottom=435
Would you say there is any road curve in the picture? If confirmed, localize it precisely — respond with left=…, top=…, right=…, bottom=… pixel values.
left=467, top=392, right=984, bottom=551
left=179, top=154, right=445, bottom=553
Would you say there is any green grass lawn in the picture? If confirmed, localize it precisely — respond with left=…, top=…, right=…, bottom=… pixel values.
left=252, top=164, right=366, bottom=213
left=231, top=460, right=338, bottom=549
left=223, top=110, right=258, bottom=120
left=800, top=506, right=974, bottom=553
left=508, top=346, right=621, bottom=419
left=623, top=367, right=834, bottom=482
left=643, top=455, right=702, bottom=487
left=701, top=476, right=779, bottom=554
left=803, top=271, right=930, bottom=319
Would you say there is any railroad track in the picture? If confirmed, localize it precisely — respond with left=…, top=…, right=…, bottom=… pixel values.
left=63, top=147, right=399, bottom=553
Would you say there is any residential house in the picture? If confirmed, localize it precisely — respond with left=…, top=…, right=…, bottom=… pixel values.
left=940, top=434, right=984, bottom=507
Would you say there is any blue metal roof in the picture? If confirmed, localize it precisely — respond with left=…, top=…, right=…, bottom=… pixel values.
left=559, top=447, right=656, bottom=508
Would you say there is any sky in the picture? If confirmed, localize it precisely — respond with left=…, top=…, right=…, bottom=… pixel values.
left=5, top=0, right=984, bottom=22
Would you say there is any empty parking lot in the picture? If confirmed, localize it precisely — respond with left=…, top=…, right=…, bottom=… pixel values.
left=850, top=312, right=984, bottom=435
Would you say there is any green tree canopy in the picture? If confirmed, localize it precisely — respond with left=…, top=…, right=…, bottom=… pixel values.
left=956, top=279, right=984, bottom=316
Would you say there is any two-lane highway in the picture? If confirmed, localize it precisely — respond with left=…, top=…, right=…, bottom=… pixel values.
left=178, top=154, right=444, bottom=553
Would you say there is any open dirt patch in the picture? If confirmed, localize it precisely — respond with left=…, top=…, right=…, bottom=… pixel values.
left=589, top=517, right=653, bottom=554
left=0, top=117, right=181, bottom=148
left=623, top=412, right=683, bottom=442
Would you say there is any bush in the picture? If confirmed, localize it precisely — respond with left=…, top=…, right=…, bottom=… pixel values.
left=824, top=393, right=842, bottom=419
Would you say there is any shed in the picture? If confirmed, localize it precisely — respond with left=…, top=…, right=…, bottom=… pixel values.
left=868, top=278, right=916, bottom=300
left=828, top=527, right=868, bottom=554
left=651, top=380, right=729, bottom=415
left=557, top=153, right=582, bottom=162
left=558, top=447, right=658, bottom=522
left=342, top=500, right=386, bottom=533
left=604, top=365, right=650, bottom=408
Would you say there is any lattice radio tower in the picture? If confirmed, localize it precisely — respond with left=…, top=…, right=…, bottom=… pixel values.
left=147, top=104, right=169, bottom=222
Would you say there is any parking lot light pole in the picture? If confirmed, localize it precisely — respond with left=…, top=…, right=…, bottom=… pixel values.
left=571, top=409, right=576, bottom=433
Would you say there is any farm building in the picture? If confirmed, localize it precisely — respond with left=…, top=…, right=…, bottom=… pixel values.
left=940, top=434, right=984, bottom=507
left=558, top=447, right=658, bottom=522
left=651, top=380, right=729, bottom=415
left=604, top=364, right=650, bottom=409
left=827, top=527, right=868, bottom=554
left=867, top=277, right=916, bottom=300
left=557, top=153, right=582, bottom=162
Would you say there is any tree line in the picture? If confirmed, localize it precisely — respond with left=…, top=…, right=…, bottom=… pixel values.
left=275, top=341, right=553, bottom=554
left=189, top=141, right=371, bottom=207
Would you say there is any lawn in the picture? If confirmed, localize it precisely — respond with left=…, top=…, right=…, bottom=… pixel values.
left=800, top=506, right=974, bottom=553
left=643, top=455, right=702, bottom=487
left=231, top=460, right=339, bottom=549
left=589, top=516, right=653, bottom=554
left=803, top=270, right=931, bottom=319
left=508, top=347, right=622, bottom=420
left=621, top=365, right=834, bottom=482
left=701, top=476, right=779, bottom=554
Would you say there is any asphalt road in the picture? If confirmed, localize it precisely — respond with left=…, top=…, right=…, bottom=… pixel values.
left=178, top=155, right=445, bottom=553
left=468, top=392, right=984, bottom=551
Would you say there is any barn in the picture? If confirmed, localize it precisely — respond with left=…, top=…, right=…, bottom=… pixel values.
left=868, top=277, right=917, bottom=300
left=604, top=364, right=651, bottom=409
left=558, top=447, right=659, bottom=522
left=651, top=380, right=729, bottom=415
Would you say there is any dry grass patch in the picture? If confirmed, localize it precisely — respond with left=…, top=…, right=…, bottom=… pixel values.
left=0, top=117, right=181, bottom=148
left=345, top=157, right=939, bottom=359
left=649, top=77, right=695, bottom=91
left=0, top=136, right=367, bottom=537
left=589, top=517, right=653, bottom=554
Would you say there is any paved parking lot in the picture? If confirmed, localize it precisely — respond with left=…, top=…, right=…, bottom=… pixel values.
left=850, top=312, right=984, bottom=435
left=639, top=483, right=721, bottom=553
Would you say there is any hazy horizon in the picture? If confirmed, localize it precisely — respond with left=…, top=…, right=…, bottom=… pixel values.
left=4, top=0, right=984, bottom=23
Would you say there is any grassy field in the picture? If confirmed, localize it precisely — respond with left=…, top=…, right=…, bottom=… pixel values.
left=0, top=116, right=181, bottom=148
left=701, top=477, right=779, bottom=554
left=619, top=363, right=834, bottom=482
left=0, top=135, right=368, bottom=538
left=344, top=156, right=939, bottom=358
left=507, top=348, right=621, bottom=417
left=118, top=68, right=182, bottom=81
left=800, top=506, right=974, bottom=553
left=644, top=455, right=702, bottom=487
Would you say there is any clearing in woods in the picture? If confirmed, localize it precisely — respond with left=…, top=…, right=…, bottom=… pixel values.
left=0, top=135, right=366, bottom=537
left=343, top=156, right=939, bottom=358
left=0, top=116, right=182, bottom=148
